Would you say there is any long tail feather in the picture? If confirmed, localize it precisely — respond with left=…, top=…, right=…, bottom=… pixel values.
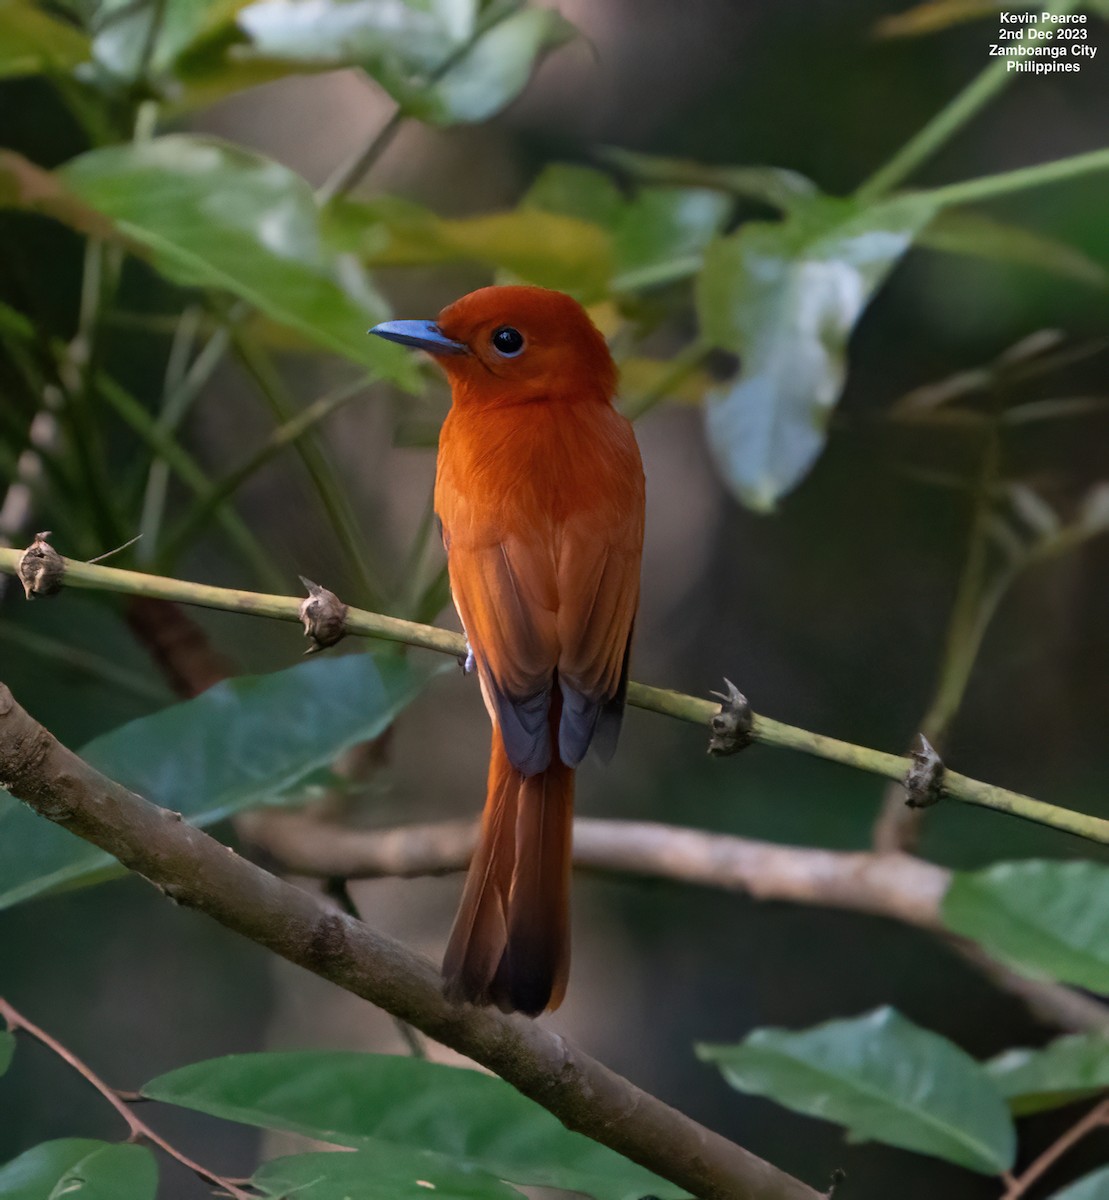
left=443, top=700, right=574, bottom=1016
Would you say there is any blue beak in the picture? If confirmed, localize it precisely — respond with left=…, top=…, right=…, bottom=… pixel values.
left=368, top=320, right=468, bottom=356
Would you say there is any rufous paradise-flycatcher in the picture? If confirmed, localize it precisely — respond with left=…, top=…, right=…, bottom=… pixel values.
left=371, top=286, right=644, bottom=1016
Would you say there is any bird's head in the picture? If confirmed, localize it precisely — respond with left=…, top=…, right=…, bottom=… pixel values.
left=370, top=285, right=617, bottom=406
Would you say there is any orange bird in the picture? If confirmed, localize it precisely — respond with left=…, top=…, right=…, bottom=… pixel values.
left=372, top=286, right=644, bottom=1016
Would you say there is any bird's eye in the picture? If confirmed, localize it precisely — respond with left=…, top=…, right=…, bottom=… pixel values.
left=491, top=326, right=525, bottom=358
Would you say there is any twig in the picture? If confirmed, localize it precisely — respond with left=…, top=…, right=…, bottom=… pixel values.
left=236, top=812, right=1109, bottom=1035
left=1, top=549, right=1106, bottom=847
left=0, top=685, right=823, bottom=1200
left=1000, top=1097, right=1109, bottom=1200
left=855, top=1, right=1081, bottom=201
left=874, top=389, right=1003, bottom=853
left=0, top=996, right=255, bottom=1200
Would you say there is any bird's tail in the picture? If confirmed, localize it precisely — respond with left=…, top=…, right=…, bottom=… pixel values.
left=442, top=700, right=573, bottom=1017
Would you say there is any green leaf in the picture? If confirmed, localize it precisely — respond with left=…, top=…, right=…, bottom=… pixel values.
left=942, top=860, right=1109, bottom=995
left=0, top=1031, right=14, bottom=1076
left=254, top=1148, right=525, bottom=1200
left=144, top=1052, right=688, bottom=1200
left=58, top=136, right=414, bottom=379
left=0, top=0, right=90, bottom=78
left=697, top=194, right=935, bottom=510
left=698, top=1006, right=1015, bottom=1173
left=417, top=6, right=575, bottom=125
left=92, top=0, right=248, bottom=82
left=525, top=164, right=731, bottom=297
left=920, top=211, right=1107, bottom=288
left=986, top=1034, right=1109, bottom=1115
left=326, top=196, right=612, bottom=297
left=0, top=651, right=443, bottom=909
left=0, top=1139, right=157, bottom=1200
left=1049, top=1167, right=1109, bottom=1200
left=235, top=0, right=573, bottom=125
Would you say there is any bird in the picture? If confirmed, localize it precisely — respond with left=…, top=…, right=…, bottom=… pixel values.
left=371, top=286, right=644, bottom=1016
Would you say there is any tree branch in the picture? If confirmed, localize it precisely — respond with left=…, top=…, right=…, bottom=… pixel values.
left=1000, top=1096, right=1109, bottom=1200
left=0, top=684, right=823, bottom=1200
left=1, top=548, right=1106, bottom=847
left=0, top=997, right=253, bottom=1199
left=237, top=812, right=1109, bottom=1036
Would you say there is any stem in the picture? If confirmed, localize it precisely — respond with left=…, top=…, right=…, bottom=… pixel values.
left=873, top=407, right=1004, bottom=853
left=856, top=0, right=1080, bottom=201
left=915, top=148, right=1109, bottom=210
left=61, top=240, right=125, bottom=547
left=232, top=331, right=385, bottom=609
left=97, top=375, right=286, bottom=591
left=136, top=0, right=168, bottom=84
left=2, top=549, right=1107, bottom=847
left=612, top=254, right=703, bottom=295
left=316, top=0, right=527, bottom=202
left=918, top=414, right=1000, bottom=740
left=137, top=315, right=232, bottom=563
left=162, top=374, right=373, bottom=561
left=1000, top=1097, right=1109, bottom=1200
left=620, top=340, right=711, bottom=421
left=0, top=997, right=255, bottom=1200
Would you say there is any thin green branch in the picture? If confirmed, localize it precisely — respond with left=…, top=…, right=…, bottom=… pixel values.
left=162, top=374, right=373, bottom=562
left=856, top=0, right=1080, bottom=201
left=316, top=0, right=527, bottom=203
left=914, top=148, right=1109, bottom=210
left=97, top=375, right=286, bottom=591
left=232, top=331, right=385, bottom=609
left=2, top=550, right=1106, bottom=847
left=137, top=315, right=233, bottom=562
left=619, top=339, right=711, bottom=421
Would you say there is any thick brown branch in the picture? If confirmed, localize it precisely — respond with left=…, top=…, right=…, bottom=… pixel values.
left=238, top=812, right=1109, bottom=1036
left=0, top=684, right=823, bottom=1200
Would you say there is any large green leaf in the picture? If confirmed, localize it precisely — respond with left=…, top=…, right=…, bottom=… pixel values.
left=942, top=860, right=1109, bottom=995
left=235, top=0, right=573, bottom=125
left=327, top=195, right=612, bottom=297
left=0, top=0, right=90, bottom=78
left=697, top=194, right=934, bottom=510
left=0, top=1031, right=14, bottom=1076
left=0, top=650, right=443, bottom=909
left=1049, top=1167, right=1109, bottom=1200
left=144, top=1052, right=688, bottom=1200
left=0, top=1139, right=157, bottom=1200
left=58, top=136, right=414, bottom=379
left=698, top=1007, right=1015, bottom=1173
left=525, top=164, right=732, bottom=298
left=986, top=1034, right=1109, bottom=1116
left=254, top=1148, right=524, bottom=1200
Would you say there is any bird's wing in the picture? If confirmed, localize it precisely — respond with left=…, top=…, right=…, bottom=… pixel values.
left=553, top=503, right=642, bottom=766
left=440, top=494, right=561, bottom=776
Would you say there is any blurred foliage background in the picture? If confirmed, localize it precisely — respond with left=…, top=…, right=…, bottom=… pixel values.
left=0, top=0, right=1107, bottom=1197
